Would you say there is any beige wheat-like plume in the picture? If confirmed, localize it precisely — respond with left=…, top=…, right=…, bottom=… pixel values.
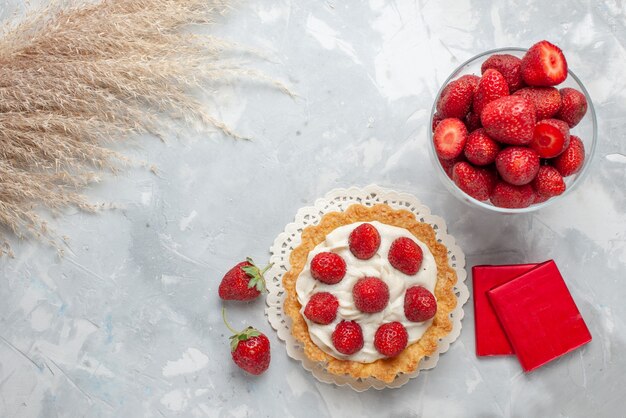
left=0, top=0, right=271, bottom=256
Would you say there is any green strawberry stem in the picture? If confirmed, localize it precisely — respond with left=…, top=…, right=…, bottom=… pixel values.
left=221, top=308, right=261, bottom=352
left=242, top=258, right=274, bottom=293
left=260, top=262, right=274, bottom=275
left=221, top=307, right=239, bottom=335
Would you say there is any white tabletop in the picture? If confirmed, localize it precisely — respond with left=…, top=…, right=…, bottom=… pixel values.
left=1, top=1, right=625, bottom=417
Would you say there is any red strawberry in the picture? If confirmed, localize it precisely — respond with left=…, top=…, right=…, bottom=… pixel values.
left=374, top=322, right=408, bottom=357
left=218, top=258, right=272, bottom=301
left=490, top=182, right=536, bottom=209
left=542, top=118, right=570, bottom=140
left=532, top=166, right=566, bottom=198
left=223, top=309, right=270, bottom=375
left=352, top=277, right=389, bottom=313
left=464, top=128, right=501, bottom=165
left=531, top=118, right=570, bottom=158
left=531, top=123, right=564, bottom=159
left=332, top=320, right=364, bottom=355
left=436, top=74, right=479, bottom=119
left=404, top=286, right=437, bottom=322
left=473, top=69, right=509, bottom=116
left=481, top=96, right=536, bottom=145
left=466, top=74, right=480, bottom=90
left=464, top=111, right=482, bottom=132
left=438, top=155, right=465, bottom=179
left=349, top=223, right=381, bottom=260
left=304, top=292, right=339, bottom=325
left=553, top=135, right=585, bottom=176
left=310, top=252, right=346, bottom=284
left=433, top=118, right=468, bottom=160
left=388, top=237, right=424, bottom=275
left=481, top=54, right=525, bottom=92
left=514, top=87, right=562, bottom=120
left=533, top=193, right=550, bottom=204
left=495, top=147, right=540, bottom=185
left=521, top=40, right=568, bottom=87
left=452, top=161, right=497, bottom=201
left=432, top=112, right=443, bottom=132
left=556, top=87, right=588, bottom=127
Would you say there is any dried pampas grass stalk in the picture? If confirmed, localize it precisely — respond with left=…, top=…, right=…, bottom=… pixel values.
left=0, top=0, right=277, bottom=256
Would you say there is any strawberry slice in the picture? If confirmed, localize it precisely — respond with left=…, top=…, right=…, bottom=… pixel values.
left=521, top=41, right=568, bottom=87
left=531, top=119, right=570, bottom=158
left=433, top=118, right=468, bottom=160
left=531, top=124, right=564, bottom=158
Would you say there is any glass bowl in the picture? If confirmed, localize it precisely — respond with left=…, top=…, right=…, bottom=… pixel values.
left=428, top=47, right=597, bottom=214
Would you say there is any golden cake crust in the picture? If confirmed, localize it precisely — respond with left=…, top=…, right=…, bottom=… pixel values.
left=282, top=203, right=457, bottom=383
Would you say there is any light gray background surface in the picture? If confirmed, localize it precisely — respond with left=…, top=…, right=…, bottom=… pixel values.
left=1, top=1, right=625, bottom=417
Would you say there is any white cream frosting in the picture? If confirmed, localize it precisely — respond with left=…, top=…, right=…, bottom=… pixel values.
left=296, top=221, right=438, bottom=363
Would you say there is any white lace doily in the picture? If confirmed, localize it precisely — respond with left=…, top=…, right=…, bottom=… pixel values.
left=265, top=185, right=468, bottom=391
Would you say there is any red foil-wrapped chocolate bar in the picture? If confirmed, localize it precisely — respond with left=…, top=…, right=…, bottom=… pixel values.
left=472, top=263, right=540, bottom=356
left=487, top=260, right=592, bottom=372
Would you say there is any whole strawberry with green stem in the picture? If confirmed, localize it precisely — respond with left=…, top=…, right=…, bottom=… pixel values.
left=222, top=308, right=270, bottom=375
left=218, top=258, right=273, bottom=301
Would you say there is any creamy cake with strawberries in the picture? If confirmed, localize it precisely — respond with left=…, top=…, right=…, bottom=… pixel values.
left=282, top=204, right=457, bottom=383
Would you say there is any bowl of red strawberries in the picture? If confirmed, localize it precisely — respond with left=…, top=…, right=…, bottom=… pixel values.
left=429, top=41, right=597, bottom=212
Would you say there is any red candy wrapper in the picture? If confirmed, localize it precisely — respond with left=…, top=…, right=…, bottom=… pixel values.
left=487, top=260, right=592, bottom=372
left=472, top=263, right=540, bottom=356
